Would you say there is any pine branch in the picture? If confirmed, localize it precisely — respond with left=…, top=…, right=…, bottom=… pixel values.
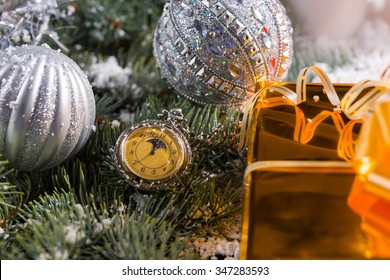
left=99, top=211, right=193, bottom=260
left=0, top=160, right=23, bottom=229
left=57, top=0, right=165, bottom=53
left=2, top=189, right=192, bottom=259
left=1, top=0, right=246, bottom=260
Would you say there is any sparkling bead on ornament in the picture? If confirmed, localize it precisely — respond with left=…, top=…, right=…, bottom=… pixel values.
left=153, top=0, right=293, bottom=106
left=0, top=45, right=96, bottom=171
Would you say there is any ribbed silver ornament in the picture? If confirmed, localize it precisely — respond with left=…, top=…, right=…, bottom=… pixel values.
left=0, top=45, right=96, bottom=171
left=153, top=0, right=293, bottom=106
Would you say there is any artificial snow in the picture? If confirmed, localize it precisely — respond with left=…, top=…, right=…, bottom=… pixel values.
left=67, top=5, right=76, bottom=16
left=37, top=252, right=51, bottom=260
left=64, top=225, right=85, bottom=244
left=101, top=218, right=112, bottom=229
left=89, top=56, right=131, bottom=89
left=315, top=53, right=390, bottom=83
left=190, top=214, right=242, bottom=260
left=191, top=237, right=240, bottom=260
left=93, top=223, right=103, bottom=235
left=36, top=248, right=69, bottom=260
left=234, top=246, right=240, bottom=259
left=54, top=249, right=70, bottom=260
left=119, top=109, right=133, bottom=123
left=111, top=120, right=120, bottom=129
left=74, top=204, right=86, bottom=217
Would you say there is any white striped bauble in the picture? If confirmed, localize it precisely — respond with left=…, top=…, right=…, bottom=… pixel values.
left=0, top=45, right=96, bottom=171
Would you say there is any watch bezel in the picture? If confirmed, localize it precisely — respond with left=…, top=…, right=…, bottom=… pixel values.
left=114, top=120, right=192, bottom=191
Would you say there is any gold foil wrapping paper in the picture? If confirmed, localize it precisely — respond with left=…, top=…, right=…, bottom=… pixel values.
left=240, top=67, right=390, bottom=259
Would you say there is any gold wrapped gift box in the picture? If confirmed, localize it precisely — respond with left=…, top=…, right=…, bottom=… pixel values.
left=240, top=82, right=368, bottom=260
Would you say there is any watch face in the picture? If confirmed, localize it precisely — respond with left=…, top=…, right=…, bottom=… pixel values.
left=115, top=121, right=191, bottom=190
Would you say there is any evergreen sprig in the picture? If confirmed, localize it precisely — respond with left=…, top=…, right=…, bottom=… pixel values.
left=1, top=190, right=191, bottom=259
left=1, top=94, right=244, bottom=259
left=0, top=161, right=22, bottom=226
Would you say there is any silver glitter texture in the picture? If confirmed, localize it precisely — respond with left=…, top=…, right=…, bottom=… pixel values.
left=0, top=45, right=96, bottom=171
left=153, top=0, right=293, bottom=106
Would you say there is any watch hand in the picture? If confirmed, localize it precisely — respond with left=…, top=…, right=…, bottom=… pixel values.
left=137, top=138, right=168, bottom=162
left=138, top=145, right=156, bottom=162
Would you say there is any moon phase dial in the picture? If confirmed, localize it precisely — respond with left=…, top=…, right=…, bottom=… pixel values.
left=114, top=120, right=192, bottom=190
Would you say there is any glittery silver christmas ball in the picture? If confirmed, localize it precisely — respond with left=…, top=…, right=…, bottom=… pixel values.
left=153, top=0, right=293, bottom=106
left=0, top=45, right=96, bottom=171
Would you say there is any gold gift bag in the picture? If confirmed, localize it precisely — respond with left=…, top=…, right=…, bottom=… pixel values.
left=239, top=67, right=390, bottom=260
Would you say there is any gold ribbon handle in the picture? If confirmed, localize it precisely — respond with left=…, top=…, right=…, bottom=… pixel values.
left=239, top=66, right=390, bottom=163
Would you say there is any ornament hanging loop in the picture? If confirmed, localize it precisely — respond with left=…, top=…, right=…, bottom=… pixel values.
left=158, top=109, right=190, bottom=137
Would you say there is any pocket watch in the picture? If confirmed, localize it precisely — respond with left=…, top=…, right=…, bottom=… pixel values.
left=114, top=109, right=192, bottom=191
